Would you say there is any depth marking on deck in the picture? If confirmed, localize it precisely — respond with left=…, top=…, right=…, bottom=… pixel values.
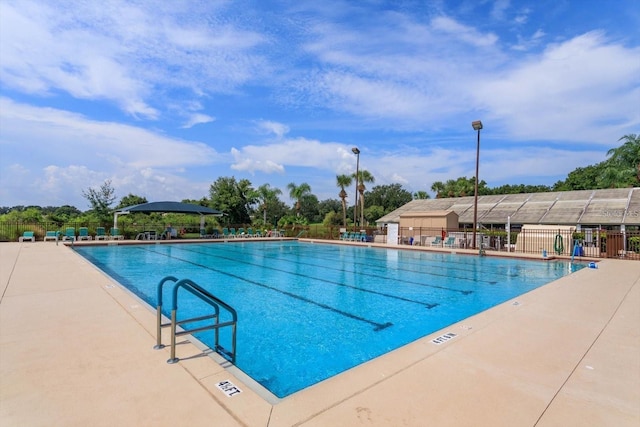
left=431, top=332, right=457, bottom=345
left=216, top=380, right=242, bottom=397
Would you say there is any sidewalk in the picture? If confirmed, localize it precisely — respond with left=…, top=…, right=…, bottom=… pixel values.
left=1, top=242, right=638, bottom=426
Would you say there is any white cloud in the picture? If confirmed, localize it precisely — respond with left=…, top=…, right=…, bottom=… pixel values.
left=476, top=31, right=640, bottom=142
left=230, top=138, right=360, bottom=175
left=0, top=0, right=269, bottom=119
left=182, top=113, right=216, bottom=129
left=431, top=16, right=499, bottom=48
left=0, top=98, right=220, bottom=206
left=255, top=120, right=291, bottom=138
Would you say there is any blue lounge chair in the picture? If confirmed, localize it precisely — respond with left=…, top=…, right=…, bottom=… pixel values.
left=229, top=228, right=237, bottom=238
left=95, top=227, right=108, bottom=240
left=247, top=228, right=255, bottom=238
left=78, top=227, right=92, bottom=241
left=222, top=227, right=230, bottom=238
left=444, top=236, right=456, bottom=248
left=110, top=228, right=124, bottom=240
left=19, top=231, right=35, bottom=242
left=43, top=231, right=59, bottom=241
left=63, top=227, right=76, bottom=241
left=430, top=236, right=442, bottom=246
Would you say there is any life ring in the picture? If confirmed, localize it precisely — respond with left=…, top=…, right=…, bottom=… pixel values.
left=554, top=234, right=564, bottom=255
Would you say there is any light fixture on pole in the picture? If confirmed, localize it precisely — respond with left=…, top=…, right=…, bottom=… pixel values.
left=352, top=147, right=360, bottom=232
left=471, top=120, right=483, bottom=250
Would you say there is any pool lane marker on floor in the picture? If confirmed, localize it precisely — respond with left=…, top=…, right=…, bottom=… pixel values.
left=215, top=243, right=477, bottom=294
left=177, top=245, right=440, bottom=309
left=141, top=247, right=394, bottom=332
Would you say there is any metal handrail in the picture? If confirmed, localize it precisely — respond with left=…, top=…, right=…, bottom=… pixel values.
left=154, top=276, right=237, bottom=365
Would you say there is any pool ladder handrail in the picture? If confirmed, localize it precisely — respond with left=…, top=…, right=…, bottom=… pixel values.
left=154, top=276, right=237, bottom=364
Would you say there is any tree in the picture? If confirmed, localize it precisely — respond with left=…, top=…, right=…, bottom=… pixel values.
left=299, top=193, right=321, bottom=222
left=413, top=191, right=430, bottom=200
left=116, top=194, right=148, bottom=209
left=353, top=170, right=374, bottom=225
left=209, top=177, right=255, bottom=225
left=256, top=184, right=283, bottom=224
left=82, top=180, right=116, bottom=224
left=600, top=134, right=640, bottom=188
left=365, top=184, right=412, bottom=213
left=431, top=181, right=446, bottom=198
left=318, top=198, right=342, bottom=223
left=336, top=174, right=353, bottom=226
left=287, top=182, right=312, bottom=217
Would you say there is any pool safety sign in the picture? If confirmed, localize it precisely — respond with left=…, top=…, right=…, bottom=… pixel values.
left=216, top=380, right=242, bottom=397
left=431, top=332, right=457, bottom=345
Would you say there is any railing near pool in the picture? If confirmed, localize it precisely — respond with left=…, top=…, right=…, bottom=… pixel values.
left=154, top=276, right=237, bottom=364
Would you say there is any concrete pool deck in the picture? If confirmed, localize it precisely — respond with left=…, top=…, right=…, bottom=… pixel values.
left=1, top=240, right=638, bottom=426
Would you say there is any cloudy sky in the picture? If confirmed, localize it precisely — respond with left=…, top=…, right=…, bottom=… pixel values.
left=1, top=0, right=638, bottom=210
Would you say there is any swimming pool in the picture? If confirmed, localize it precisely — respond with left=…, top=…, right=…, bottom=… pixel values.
left=74, top=241, right=584, bottom=398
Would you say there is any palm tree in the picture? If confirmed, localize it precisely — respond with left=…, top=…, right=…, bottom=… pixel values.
left=431, top=181, right=445, bottom=198
left=287, top=182, right=312, bottom=217
left=336, top=174, right=353, bottom=227
left=601, top=134, right=640, bottom=187
left=413, top=191, right=430, bottom=200
left=352, top=170, right=374, bottom=226
left=256, top=184, right=282, bottom=223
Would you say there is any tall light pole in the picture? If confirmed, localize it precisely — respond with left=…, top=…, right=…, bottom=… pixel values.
left=352, top=147, right=360, bottom=232
left=471, top=120, right=483, bottom=250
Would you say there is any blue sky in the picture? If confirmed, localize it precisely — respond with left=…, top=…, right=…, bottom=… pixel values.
left=1, top=0, right=638, bottom=210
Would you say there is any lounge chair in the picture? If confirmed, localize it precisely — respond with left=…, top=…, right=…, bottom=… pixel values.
left=237, top=227, right=245, bottom=237
left=109, top=228, right=124, bottom=240
left=444, top=236, right=456, bottom=248
left=229, top=228, right=237, bottom=238
left=95, top=227, right=108, bottom=240
left=222, top=227, right=230, bottom=238
left=63, top=227, right=76, bottom=241
left=246, top=228, right=255, bottom=238
left=430, top=236, right=442, bottom=246
left=19, top=231, right=35, bottom=242
left=78, top=227, right=92, bottom=241
left=43, top=231, right=59, bottom=241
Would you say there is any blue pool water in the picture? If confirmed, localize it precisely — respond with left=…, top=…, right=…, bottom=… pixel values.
left=74, top=241, right=584, bottom=398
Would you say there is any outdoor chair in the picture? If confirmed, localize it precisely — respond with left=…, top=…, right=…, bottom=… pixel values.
left=19, top=231, right=35, bottom=242
left=63, top=227, right=76, bottom=241
left=430, top=236, right=442, bottom=246
left=43, top=231, right=59, bottom=241
left=95, top=227, right=108, bottom=240
left=444, top=236, right=456, bottom=248
left=109, top=228, right=124, bottom=240
left=78, top=227, right=92, bottom=241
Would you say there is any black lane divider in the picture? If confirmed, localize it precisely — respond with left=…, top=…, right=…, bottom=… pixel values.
left=139, top=247, right=393, bottom=332
left=209, top=244, right=474, bottom=295
left=284, top=244, right=500, bottom=285
left=174, top=245, right=439, bottom=308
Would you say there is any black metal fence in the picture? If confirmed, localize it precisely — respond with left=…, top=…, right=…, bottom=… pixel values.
left=5, top=221, right=640, bottom=260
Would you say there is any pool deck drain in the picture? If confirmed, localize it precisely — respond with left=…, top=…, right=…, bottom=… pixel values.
left=1, top=241, right=638, bottom=426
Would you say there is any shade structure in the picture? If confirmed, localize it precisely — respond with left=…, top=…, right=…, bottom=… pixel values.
left=113, top=201, right=223, bottom=228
